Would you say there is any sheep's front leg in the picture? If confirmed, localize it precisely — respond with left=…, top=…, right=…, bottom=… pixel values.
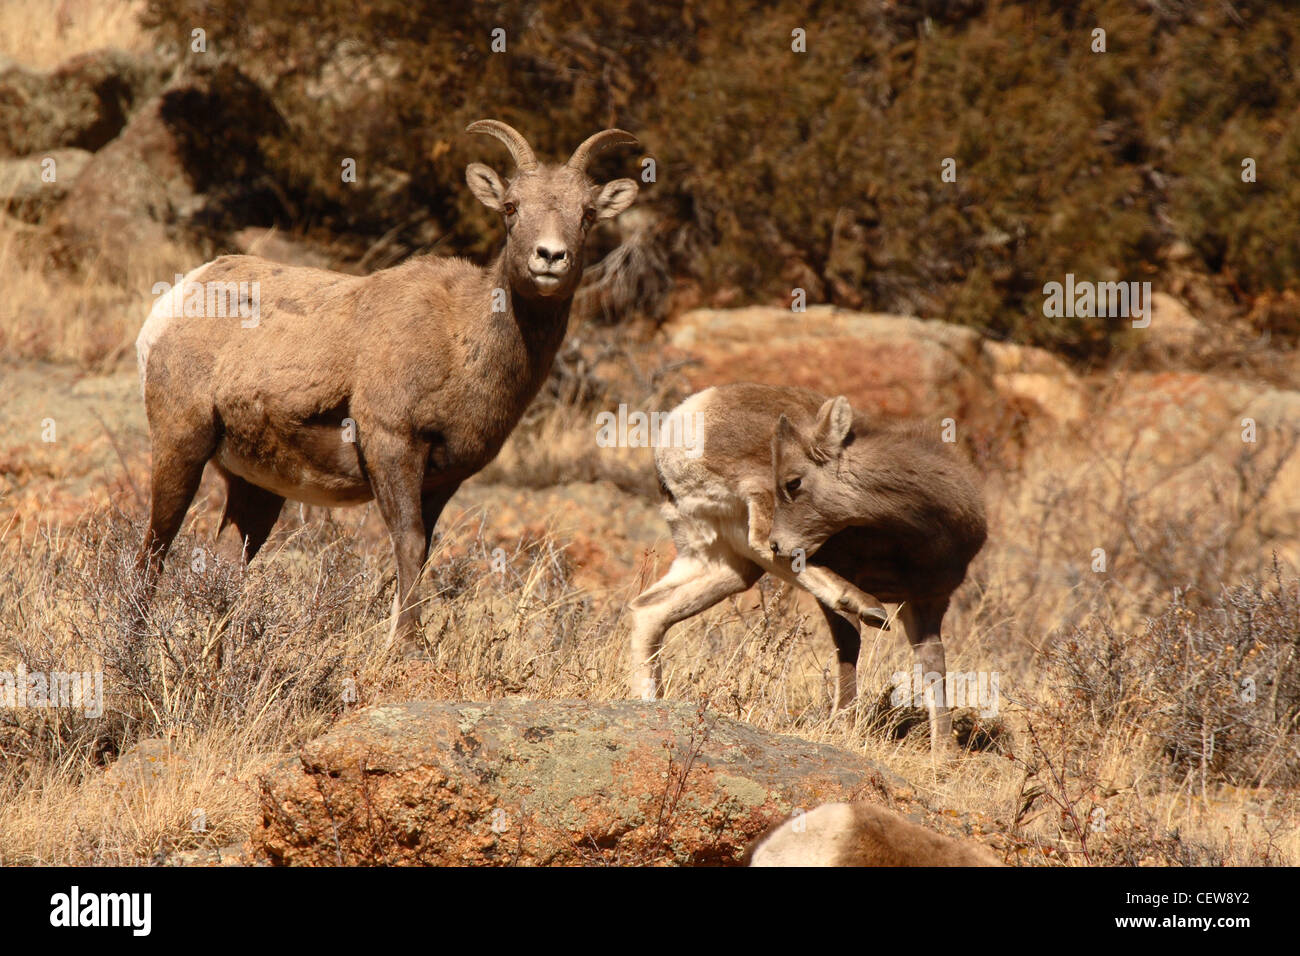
left=798, top=566, right=890, bottom=629
left=365, top=432, right=430, bottom=650
left=765, top=558, right=890, bottom=630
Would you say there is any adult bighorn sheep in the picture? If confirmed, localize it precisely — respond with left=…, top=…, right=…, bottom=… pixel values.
left=627, top=383, right=986, bottom=756
left=135, top=120, right=640, bottom=644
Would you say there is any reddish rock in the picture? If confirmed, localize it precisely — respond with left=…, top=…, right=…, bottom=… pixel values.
left=252, top=699, right=989, bottom=866
left=663, top=306, right=988, bottom=422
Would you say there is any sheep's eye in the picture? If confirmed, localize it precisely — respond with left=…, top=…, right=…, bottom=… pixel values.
left=785, top=477, right=801, bottom=496
left=503, top=202, right=517, bottom=217
left=582, top=207, right=597, bottom=225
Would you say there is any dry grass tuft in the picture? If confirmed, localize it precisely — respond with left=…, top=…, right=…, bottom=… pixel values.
left=0, top=0, right=150, bottom=70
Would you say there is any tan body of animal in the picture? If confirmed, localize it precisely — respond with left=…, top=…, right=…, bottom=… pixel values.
left=628, top=383, right=986, bottom=756
left=745, top=802, right=1003, bottom=866
left=134, top=120, right=640, bottom=646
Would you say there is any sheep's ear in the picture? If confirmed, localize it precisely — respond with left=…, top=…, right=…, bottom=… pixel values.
left=594, top=178, right=638, bottom=220
left=812, top=396, right=853, bottom=460
left=772, top=414, right=798, bottom=468
left=466, top=163, right=507, bottom=211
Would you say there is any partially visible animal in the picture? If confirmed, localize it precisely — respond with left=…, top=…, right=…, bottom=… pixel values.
left=135, top=120, right=640, bottom=645
left=627, top=383, right=986, bottom=757
left=745, top=802, right=1003, bottom=866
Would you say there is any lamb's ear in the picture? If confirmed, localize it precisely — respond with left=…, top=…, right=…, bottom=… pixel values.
left=811, top=396, right=853, bottom=461
left=772, top=414, right=798, bottom=468
left=466, top=162, right=507, bottom=211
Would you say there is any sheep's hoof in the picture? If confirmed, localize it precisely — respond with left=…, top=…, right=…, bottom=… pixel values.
left=858, top=606, right=890, bottom=629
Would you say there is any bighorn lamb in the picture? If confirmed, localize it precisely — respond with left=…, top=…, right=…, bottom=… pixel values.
left=745, top=802, right=1002, bottom=866
left=135, top=120, right=639, bottom=644
left=628, top=383, right=986, bottom=756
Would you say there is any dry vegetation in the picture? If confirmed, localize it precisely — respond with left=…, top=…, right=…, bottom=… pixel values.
left=3, top=387, right=1298, bottom=865
left=0, top=0, right=149, bottom=70
left=1, top=1, right=1298, bottom=866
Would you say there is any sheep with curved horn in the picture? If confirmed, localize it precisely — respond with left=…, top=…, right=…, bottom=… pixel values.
left=135, top=119, right=640, bottom=646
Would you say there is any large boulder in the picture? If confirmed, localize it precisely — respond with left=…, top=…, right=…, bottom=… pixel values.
left=253, top=699, right=1003, bottom=866
left=664, top=306, right=988, bottom=421
left=660, top=305, right=1089, bottom=464
left=52, top=61, right=288, bottom=273
left=0, top=49, right=167, bottom=156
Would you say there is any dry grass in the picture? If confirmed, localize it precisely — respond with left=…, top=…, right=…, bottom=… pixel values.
left=1, top=415, right=1297, bottom=865
left=0, top=0, right=149, bottom=70
left=1, top=277, right=1296, bottom=863
left=0, top=213, right=192, bottom=371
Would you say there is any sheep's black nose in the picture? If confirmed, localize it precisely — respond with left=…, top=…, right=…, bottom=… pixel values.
left=535, top=244, right=567, bottom=264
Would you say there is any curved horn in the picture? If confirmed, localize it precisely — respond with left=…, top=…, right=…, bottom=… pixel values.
left=566, top=128, right=639, bottom=173
left=465, top=119, right=538, bottom=173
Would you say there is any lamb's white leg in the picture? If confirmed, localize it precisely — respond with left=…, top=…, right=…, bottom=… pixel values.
left=745, top=491, right=775, bottom=561
left=627, top=548, right=760, bottom=699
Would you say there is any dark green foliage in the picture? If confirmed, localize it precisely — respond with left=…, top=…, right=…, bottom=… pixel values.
left=142, top=0, right=1300, bottom=356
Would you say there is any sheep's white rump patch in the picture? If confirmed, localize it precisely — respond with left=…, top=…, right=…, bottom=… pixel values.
left=747, top=803, right=855, bottom=866
left=136, top=262, right=211, bottom=397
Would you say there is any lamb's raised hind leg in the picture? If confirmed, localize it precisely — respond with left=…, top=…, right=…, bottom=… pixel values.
left=764, top=559, right=889, bottom=631
left=745, top=490, right=775, bottom=560
left=627, top=546, right=761, bottom=700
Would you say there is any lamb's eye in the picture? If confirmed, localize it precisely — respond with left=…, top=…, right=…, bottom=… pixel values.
left=503, top=202, right=517, bottom=217
left=582, top=207, right=597, bottom=225
left=785, top=477, right=801, bottom=496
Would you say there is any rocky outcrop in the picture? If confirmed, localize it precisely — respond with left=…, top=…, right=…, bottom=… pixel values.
left=661, top=305, right=1090, bottom=464
left=52, top=61, right=288, bottom=272
left=253, top=699, right=1003, bottom=866
left=664, top=306, right=990, bottom=422
left=0, top=49, right=167, bottom=156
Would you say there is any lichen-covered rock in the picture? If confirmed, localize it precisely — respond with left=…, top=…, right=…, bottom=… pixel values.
left=104, top=737, right=188, bottom=790
left=253, top=699, right=959, bottom=866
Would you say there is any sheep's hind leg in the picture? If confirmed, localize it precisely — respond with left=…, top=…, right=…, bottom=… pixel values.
left=745, top=491, right=775, bottom=561
left=627, top=546, right=762, bottom=700
left=766, top=560, right=890, bottom=630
